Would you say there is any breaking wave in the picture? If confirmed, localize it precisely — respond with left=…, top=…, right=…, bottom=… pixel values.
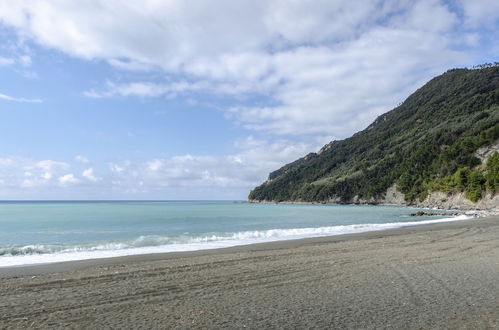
left=0, top=214, right=471, bottom=267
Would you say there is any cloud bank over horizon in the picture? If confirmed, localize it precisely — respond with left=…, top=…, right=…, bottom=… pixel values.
left=0, top=0, right=497, bottom=199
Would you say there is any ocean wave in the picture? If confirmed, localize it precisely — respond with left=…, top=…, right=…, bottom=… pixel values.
left=0, top=214, right=472, bottom=267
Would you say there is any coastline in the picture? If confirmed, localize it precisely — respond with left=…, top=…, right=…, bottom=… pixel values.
left=0, top=203, right=481, bottom=269
left=2, top=215, right=499, bottom=328
left=0, top=213, right=490, bottom=278
left=248, top=185, right=499, bottom=210
left=249, top=199, right=499, bottom=211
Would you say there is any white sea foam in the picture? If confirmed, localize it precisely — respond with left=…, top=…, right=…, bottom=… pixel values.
left=0, top=214, right=472, bottom=267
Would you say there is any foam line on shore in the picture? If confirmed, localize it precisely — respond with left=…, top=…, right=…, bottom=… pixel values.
left=0, top=214, right=472, bottom=267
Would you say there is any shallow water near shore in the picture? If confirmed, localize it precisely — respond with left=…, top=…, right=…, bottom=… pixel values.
left=0, top=201, right=469, bottom=267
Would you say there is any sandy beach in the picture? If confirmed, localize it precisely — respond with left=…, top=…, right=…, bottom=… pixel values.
left=1, top=216, right=499, bottom=329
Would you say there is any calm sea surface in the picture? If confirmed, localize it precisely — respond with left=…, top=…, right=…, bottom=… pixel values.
left=0, top=201, right=469, bottom=267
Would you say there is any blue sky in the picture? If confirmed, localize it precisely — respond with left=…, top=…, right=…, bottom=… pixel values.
left=0, top=0, right=497, bottom=200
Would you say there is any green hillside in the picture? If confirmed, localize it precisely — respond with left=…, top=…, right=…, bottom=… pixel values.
left=249, top=65, right=499, bottom=204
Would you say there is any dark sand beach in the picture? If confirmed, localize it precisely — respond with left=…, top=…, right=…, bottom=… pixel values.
left=2, top=216, right=499, bottom=329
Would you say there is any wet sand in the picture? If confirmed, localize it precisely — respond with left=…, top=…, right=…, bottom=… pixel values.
left=1, top=216, right=499, bottom=329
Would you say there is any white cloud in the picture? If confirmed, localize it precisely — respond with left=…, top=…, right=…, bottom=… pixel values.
left=107, top=58, right=155, bottom=71
left=109, top=162, right=127, bottom=173
left=147, top=159, right=163, bottom=171
left=74, top=155, right=90, bottom=163
left=82, top=168, right=100, bottom=182
left=110, top=136, right=317, bottom=190
left=0, top=136, right=314, bottom=198
left=0, top=137, right=316, bottom=198
left=85, top=80, right=210, bottom=98
left=0, top=157, right=70, bottom=189
left=459, top=0, right=499, bottom=27
left=18, top=55, right=31, bottom=67
left=0, top=55, right=31, bottom=67
left=0, top=0, right=484, bottom=138
left=0, top=1, right=496, bottom=199
left=36, top=159, right=68, bottom=169
left=34, top=160, right=69, bottom=182
left=0, top=92, right=42, bottom=103
left=58, top=174, right=79, bottom=185
left=0, top=56, right=15, bottom=66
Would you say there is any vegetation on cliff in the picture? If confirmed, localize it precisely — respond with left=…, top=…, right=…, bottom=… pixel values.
left=249, top=65, right=499, bottom=203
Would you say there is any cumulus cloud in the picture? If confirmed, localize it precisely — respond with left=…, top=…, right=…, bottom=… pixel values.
left=0, top=138, right=315, bottom=198
left=0, top=157, right=70, bottom=189
left=459, top=0, right=499, bottom=26
left=74, top=155, right=90, bottom=163
left=109, top=162, right=128, bottom=173
left=109, top=137, right=317, bottom=190
left=0, top=1, right=496, bottom=198
left=58, top=174, right=79, bottom=185
left=0, top=0, right=490, bottom=138
left=82, top=168, right=101, bottom=182
left=35, top=160, right=66, bottom=182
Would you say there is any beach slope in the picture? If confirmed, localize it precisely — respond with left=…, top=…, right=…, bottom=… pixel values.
left=1, top=216, right=499, bottom=329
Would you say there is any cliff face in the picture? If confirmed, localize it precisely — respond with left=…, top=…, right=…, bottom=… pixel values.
left=249, top=66, right=499, bottom=209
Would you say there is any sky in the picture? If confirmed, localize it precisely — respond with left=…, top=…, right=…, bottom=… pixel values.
left=0, top=0, right=498, bottom=200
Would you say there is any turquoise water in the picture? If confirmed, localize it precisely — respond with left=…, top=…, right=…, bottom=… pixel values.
left=0, top=201, right=468, bottom=267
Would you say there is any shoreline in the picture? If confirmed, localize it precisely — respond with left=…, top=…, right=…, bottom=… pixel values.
left=0, top=213, right=489, bottom=279
left=2, top=215, right=499, bottom=328
left=0, top=203, right=487, bottom=270
left=248, top=197, right=499, bottom=211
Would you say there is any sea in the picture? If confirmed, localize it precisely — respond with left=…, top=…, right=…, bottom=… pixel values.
left=0, top=201, right=472, bottom=267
